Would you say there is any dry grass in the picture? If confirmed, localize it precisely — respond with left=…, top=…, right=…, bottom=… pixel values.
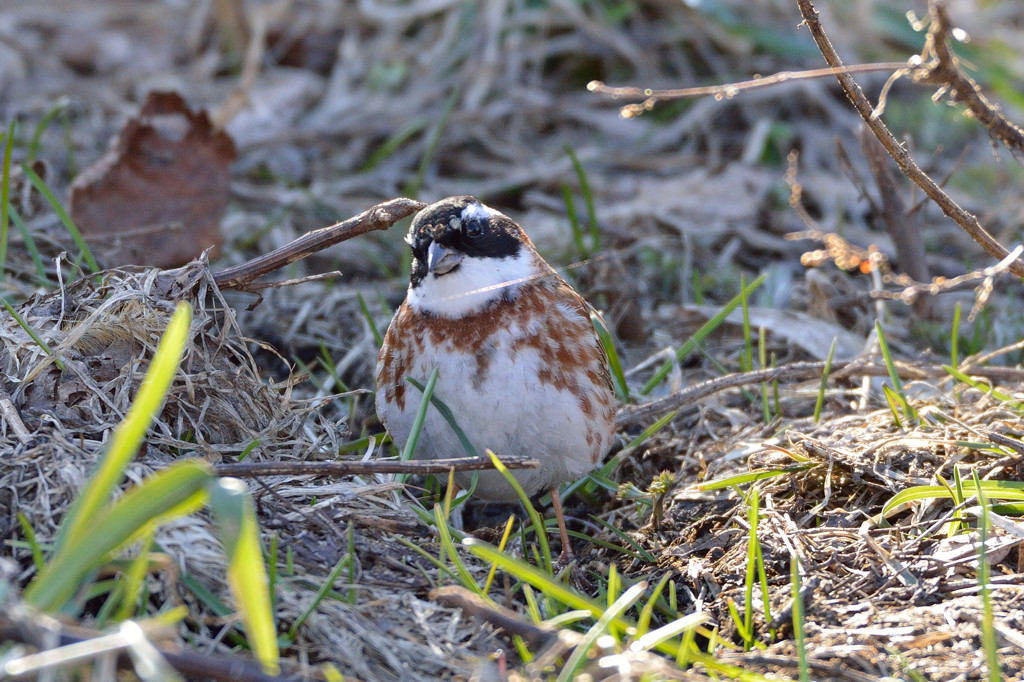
left=3, top=0, right=1024, bottom=680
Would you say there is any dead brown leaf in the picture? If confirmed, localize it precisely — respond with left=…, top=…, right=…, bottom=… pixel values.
left=69, top=91, right=235, bottom=268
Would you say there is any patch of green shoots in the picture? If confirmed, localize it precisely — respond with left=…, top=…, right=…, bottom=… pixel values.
left=465, top=539, right=764, bottom=677
left=878, top=478, right=1024, bottom=522
left=20, top=302, right=279, bottom=674
left=641, top=274, right=767, bottom=395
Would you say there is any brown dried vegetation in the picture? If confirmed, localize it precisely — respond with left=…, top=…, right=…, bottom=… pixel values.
left=2, top=0, right=1024, bottom=680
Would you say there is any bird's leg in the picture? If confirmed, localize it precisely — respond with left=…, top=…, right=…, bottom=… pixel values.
left=549, top=486, right=574, bottom=566
left=445, top=483, right=464, bottom=531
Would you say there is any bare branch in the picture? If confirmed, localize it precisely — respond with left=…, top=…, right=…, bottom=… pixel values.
left=617, top=359, right=1024, bottom=428
left=912, top=2, right=1024, bottom=157
left=215, top=455, right=539, bottom=478
left=588, top=63, right=908, bottom=118
left=212, top=198, right=425, bottom=291
left=795, top=0, right=1024, bottom=278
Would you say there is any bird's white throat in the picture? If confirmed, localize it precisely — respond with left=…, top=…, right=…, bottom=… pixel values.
left=407, top=247, right=536, bottom=318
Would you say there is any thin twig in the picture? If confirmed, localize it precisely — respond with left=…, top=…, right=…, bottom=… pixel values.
left=588, top=62, right=909, bottom=118
left=212, top=198, right=425, bottom=291
left=430, top=586, right=580, bottom=648
left=215, top=455, right=539, bottom=478
left=617, top=360, right=1024, bottom=427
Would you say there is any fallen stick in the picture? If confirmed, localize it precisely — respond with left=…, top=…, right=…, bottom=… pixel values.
left=215, top=455, right=539, bottom=478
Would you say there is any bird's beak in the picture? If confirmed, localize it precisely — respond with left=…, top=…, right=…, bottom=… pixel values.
left=427, top=242, right=462, bottom=276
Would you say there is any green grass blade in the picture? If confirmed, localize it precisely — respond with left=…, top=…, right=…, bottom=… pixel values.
left=111, top=532, right=156, bottom=622
left=1, top=298, right=65, bottom=370
left=743, top=488, right=760, bottom=650
left=9, top=205, right=49, bottom=285
left=759, top=327, right=770, bottom=422
left=27, top=98, right=70, bottom=162
left=973, top=472, right=1001, bottom=681
left=813, top=337, right=838, bottom=422
left=875, top=320, right=917, bottom=422
left=286, top=553, right=350, bottom=640
left=591, top=311, right=629, bottom=401
left=360, top=119, right=427, bottom=172
left=401, top=368, right=439, bottom=462
left=0, top=120, right=13, bottom=274
left=882, top=385, right=905, bottom=429
left=558, top=582, right=648, bottom=682
left=951, top=302, right=962, bottom=369
left=404, top=88, right=458, bottom=199
left=433, top=504, right=480, bottom=593
left=463, top=538, right=603, bottom=616
left=562, top=183, right=586, bottom=257
left=25, top=459, right=213, bottom=612
left=53, top=302, right=192, bottom=553
left=945, top=365, right=1024, bottom=412
left=21, top=162, right=98, bottom=273
left=695, top=464, right=814, bottom=491
left=564, top=143, right=599, bottom=253
left=405, top=374, right=475, bottom=458
left=792, top=556, right=809, bottom=682
left=880, top=480, right=1024, bottom=518
left=209, top=477, right=280, bottom=674
left=636, top=572, right=673, bottom=637
left=16, top=512, right=45, bottom=574
left=632, top=611, right=707, bottom=652
left=641, top=274, right=767, bottom=395
left=740, top=276, right=753, bottom=374
left=485, top=451, right=552, bottom=570
left=358, top=292, right=384, bottom=347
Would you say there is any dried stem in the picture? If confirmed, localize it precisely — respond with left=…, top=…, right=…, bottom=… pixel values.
left=215, top=456, right=539, bottom=478
left=212, top=198, right=425, bottom=291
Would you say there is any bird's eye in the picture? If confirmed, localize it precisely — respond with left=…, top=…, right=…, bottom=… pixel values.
left=464, top=218, right=484, bottom=238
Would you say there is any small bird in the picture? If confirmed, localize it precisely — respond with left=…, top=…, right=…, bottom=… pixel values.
left=375, top=195, right=617, bottom=563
